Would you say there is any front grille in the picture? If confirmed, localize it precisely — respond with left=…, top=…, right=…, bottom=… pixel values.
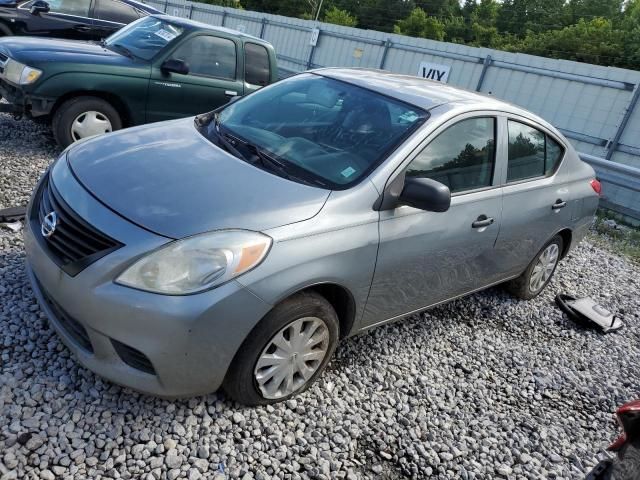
left=32, top=174, right=122, bottom=276
left=111, top=340, right=156, bottom=375
left=37, top=280, right=94, bottom=353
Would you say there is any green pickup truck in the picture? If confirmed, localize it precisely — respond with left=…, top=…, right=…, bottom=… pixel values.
left=0, top=15, right=278, bottom=147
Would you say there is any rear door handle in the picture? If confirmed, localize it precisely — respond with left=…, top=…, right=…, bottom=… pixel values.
left=552, top=199, right=567, bottom=210
left=225, top=90, right=238, bottom=97
left=74, top=25, right=90, bottom=32
left=472, top=215, right=494, bottom=229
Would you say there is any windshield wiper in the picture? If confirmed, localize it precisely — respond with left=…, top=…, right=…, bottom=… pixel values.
left=110, top=43, right=134, bottom=59
left=222, top=132, right=328, bottom=188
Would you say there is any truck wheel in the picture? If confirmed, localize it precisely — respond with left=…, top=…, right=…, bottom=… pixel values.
left=223, top=292, right=339, bottom=406
left=506, top=235, right=563, bottom=300
left=52, top=96, right=122, bottom=148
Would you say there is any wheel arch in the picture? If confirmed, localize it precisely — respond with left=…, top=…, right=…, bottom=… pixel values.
left=0, top=21, right=13, bottom=36
left=556, top=228, right=573, bottom=259
left=271, top=282, right=358, bottom=340
left=51, top=91, right=133, bottom=127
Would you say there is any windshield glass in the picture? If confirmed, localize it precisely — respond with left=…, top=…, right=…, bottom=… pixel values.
left=203, top=74, right=428, bottom=189
left=104, top=16, right=184, bottom=61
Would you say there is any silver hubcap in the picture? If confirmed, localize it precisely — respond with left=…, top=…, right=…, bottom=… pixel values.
left=254, top=317, right=329, bottom=400
left=71, top=111, right=112, bottom=140
left=529, top=243, right=559, bottom=292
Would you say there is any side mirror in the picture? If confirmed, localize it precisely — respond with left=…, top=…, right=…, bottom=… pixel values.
left=398, top=177, right=451, bottom=212
left=30, top=0, right=50, bottom=14
left=161, top=58, right=189, bottom=76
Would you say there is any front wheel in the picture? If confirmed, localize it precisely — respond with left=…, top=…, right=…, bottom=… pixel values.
left=223, top=292, right=339, bottom=406
left=506, top=235, right=563, bottom=300
left=52, top=96, right=122, bottom=148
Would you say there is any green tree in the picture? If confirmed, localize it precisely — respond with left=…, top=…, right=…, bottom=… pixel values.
left=498, top=0, right=567, bottom=36
left=324, top=6, right=358, bottom=26
left=568, top=0, right=624, bottom=24
left=504, top=18, right=626, bottom=66
left=394, top=8, right=446, bottom=41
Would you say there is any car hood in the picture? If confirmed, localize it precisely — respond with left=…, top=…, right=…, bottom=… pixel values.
left=0, top=37, right=137, bottom=68
left=66, top=118, right=331, bottom=239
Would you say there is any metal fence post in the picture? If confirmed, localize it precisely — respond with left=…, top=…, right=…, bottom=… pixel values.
left=606, top=83, right=640, bottom=160
left=476, top=55, right=493, bottom=92
left=188, top=4, right=193, bottom=19
left=221, top=11, right=227, bottom=27
left=163, top=0, right=168, bottom=12
left=259, top=18, right=267, bottom=39
left=307, top=29, right=320, bottom=69
left=379, top=39, right=392, bottom=70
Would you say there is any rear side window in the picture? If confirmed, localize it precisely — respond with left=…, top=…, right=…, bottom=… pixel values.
left=245, top=43, right=270, bottom=86
left=94, top=0, right=140, bottom=24
left=171, top=36, right=237, bottom=80
left=406, top=117, right=496, bottom=194
left=507, top=120, right=564, bottom=182
left=46, top=0, right=90, bottom=16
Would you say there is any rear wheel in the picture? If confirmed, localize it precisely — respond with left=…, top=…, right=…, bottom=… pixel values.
left=223, top=292, right=339, bottom=406
left=506, top=235, right=563, bottom=300
left=52, top=96, right=122, bottom=148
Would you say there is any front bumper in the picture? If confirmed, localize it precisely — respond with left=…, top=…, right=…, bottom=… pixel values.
left=0, top=78, right=54, bottom=117
left=24, top=161, right=273, bottom=397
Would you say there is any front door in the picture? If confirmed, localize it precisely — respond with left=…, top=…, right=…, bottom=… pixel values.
left=146, top=34, right=244, bottom=123
left=493, top=117, right=572, bottom=278
left=363, top=115, right=504, bottom=327
left=19, top=0, right=94, bottom=39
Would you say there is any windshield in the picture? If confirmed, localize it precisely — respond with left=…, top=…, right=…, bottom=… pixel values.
left=104, top=16, right=184, bottom=61
left=202, top=74, right=428, bottom=189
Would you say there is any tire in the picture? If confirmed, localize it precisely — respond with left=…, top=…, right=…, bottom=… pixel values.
left=223, top=292, right=339, bottom=406
left=52, top=96, right=122, bottom=148
left=506, top=234, right=563, bottom=300
left=612, top=441, right=640, bottom=480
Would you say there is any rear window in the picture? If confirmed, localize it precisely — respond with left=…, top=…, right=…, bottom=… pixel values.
left=245, top=43, right=270, bottom=86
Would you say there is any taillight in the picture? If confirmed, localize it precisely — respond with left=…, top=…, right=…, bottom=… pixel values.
left=590, top=179, right=602, bottom=195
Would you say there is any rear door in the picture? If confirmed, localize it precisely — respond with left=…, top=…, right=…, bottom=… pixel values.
left=363, top=113, right=505, bottom=326
left=146, top=34, right=243, bottom=123
left=91, top=0, right=141, bottom=39
left=493, top=115, right=571, bottom=278
left=18, top=0, right=94, bottom=39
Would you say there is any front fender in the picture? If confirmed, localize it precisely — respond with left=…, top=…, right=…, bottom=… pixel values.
left=32, top=71, right=150, bottom=125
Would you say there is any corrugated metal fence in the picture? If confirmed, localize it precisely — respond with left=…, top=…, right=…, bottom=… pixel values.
left=144, top=0, right=640, bottom=221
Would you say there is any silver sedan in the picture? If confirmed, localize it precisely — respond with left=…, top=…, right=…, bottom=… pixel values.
left=24, top=68, right=600, bottom=404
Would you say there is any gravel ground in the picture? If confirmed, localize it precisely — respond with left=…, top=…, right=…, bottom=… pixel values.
left=1, top=113, right=639, bottom=480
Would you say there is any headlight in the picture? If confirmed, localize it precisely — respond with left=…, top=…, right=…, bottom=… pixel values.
left=4, top=59, right=42, bottom=85
left=116, top=230, right=272, bottom=295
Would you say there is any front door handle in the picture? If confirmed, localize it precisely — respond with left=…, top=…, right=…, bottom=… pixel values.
left=225, top=90, right=238, bottom=97
left=552, top=199, right=567, bottom=210
left=472, top=215, right=494, bottom=229
left=73, top=25, right=90, bottom=32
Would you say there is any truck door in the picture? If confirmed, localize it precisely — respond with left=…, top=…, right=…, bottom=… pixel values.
left=146, top=34, right=244, bottom=123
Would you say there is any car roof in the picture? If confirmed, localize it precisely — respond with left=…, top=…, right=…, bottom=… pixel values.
left=315, top=68, right=544, bottom=120
left=124, top=0, right=162, bottom=14
left=152, top=14, right=267, bottom=44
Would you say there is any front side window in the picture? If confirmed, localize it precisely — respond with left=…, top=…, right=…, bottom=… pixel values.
left=245, top=43, right=270, bottom=86
left=406, top=117, right=496, bottom=193
left=203, top=74, right=428, bottom=189
left=46, top=0, right=90, bottom=16
left=104, top=17, right=184, bottom=61
left=170, top=36, right=236, bottom=79
left=507, top=120, right=564, bottom=182
left=94, top=0, right=140, bottom=24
